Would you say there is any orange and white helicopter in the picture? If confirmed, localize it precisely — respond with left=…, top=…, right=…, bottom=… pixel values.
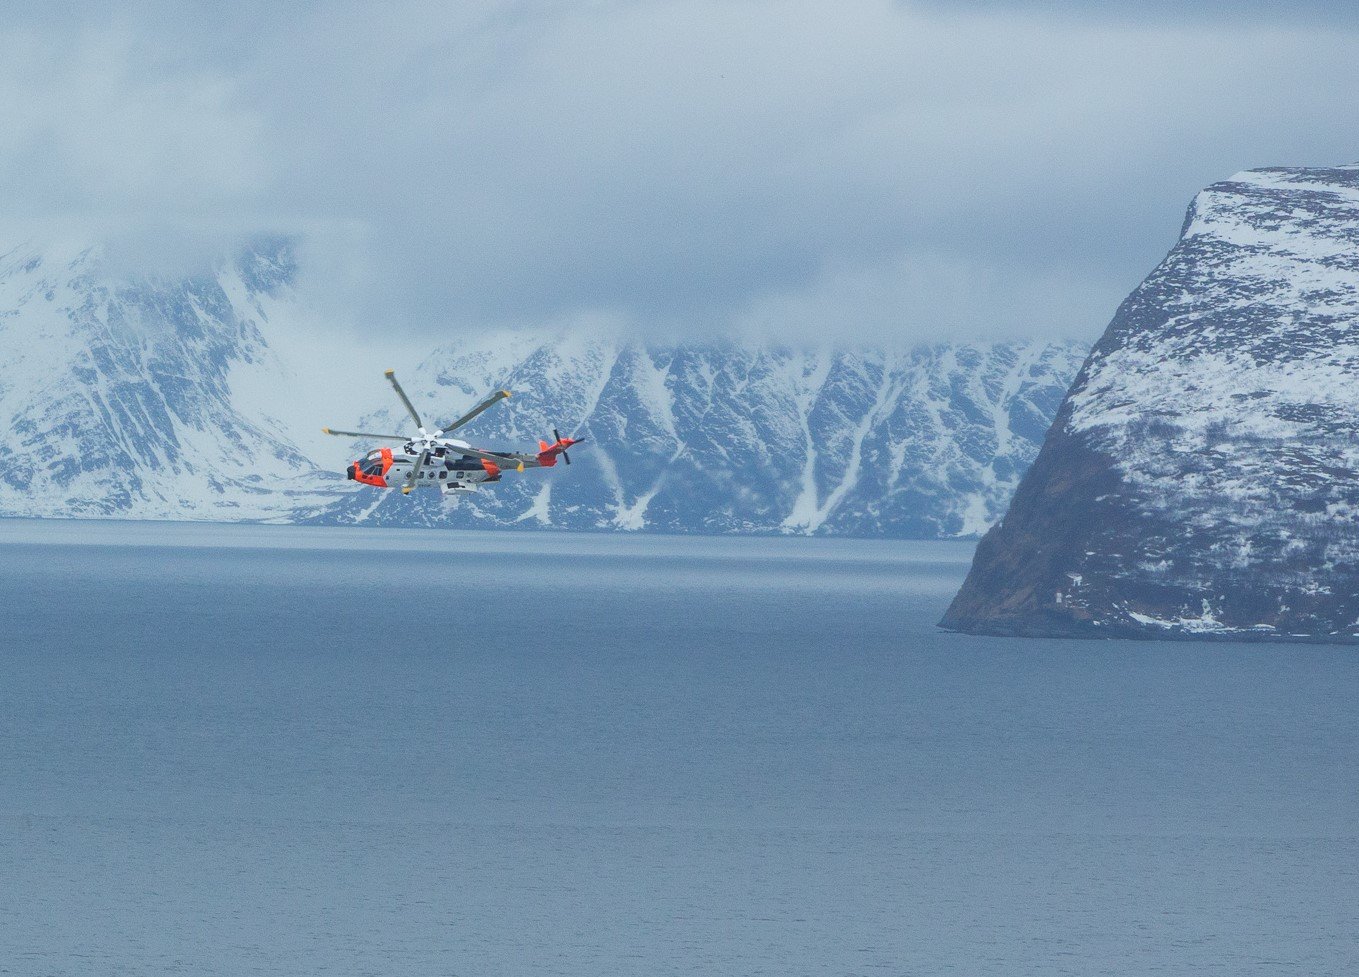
left=324, top=370, right=584, bottom=498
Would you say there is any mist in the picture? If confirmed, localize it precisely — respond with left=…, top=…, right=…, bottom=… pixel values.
left=3, top=0, right=1358, bottom=345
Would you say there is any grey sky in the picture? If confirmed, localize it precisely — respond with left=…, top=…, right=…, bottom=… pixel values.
left=2, top=0, right=1357, bottom=344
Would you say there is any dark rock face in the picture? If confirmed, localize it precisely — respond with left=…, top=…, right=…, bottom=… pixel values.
left=942, top=165, right=1359, bottom=643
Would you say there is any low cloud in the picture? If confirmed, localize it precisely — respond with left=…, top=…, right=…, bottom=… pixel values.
left=2, top=1, right=1358, bottom=346
left=734, top=249, right=1123, bottom=346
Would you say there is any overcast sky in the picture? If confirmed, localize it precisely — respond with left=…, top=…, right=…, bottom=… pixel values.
left=2, top=0, right=1357, bottom=345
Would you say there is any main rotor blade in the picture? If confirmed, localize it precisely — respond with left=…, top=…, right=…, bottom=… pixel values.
left=322, top=428, right=407, bottom=440
left=402, top=448, right=429, bottom=495
left=440, top=389, right=511, bottom=434
left=385, top=369, right=424, bottom=431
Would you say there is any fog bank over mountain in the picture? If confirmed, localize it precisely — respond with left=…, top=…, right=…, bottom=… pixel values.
left=3, top=1, right=1358, bottom=347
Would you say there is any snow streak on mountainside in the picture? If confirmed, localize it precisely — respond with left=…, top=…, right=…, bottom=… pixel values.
left=943, top=164, right=1359, bottom=641
left=311, top=334, right=1085, bottom=537
left=0, top=239, right=332, bottom=520
left=0, top=239, right=1085, bottom=536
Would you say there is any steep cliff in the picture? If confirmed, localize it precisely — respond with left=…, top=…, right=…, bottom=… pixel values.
left=942, top=165, right=1359, bottom=641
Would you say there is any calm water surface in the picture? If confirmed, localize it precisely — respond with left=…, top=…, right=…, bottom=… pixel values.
left=1, top=520, right=1356, bottom=976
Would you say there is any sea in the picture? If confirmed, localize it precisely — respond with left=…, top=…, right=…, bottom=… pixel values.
left=1, top=519, right=1356, bottom=976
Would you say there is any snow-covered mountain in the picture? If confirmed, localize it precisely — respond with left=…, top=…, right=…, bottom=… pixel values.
left=317, top=333, right=1085, bottom=535
left=943, top=164, right=1359, bottom=640
left=0, top=239, right=1086, bottom=537
left=0, top=238, right=333, bottom=521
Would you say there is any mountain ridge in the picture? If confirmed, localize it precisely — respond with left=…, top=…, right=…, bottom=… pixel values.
left=0, top=238, right=1087, bottom=537
left=318, top=334, right=1086, bottom=536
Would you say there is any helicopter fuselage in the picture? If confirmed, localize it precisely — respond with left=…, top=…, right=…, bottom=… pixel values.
left=326, top=373, right=582, bottom=499
left=347, top=439, right=508, bottom=494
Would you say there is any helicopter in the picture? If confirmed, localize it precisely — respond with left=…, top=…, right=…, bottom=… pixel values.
left=323, top=370, right=584, bottom=499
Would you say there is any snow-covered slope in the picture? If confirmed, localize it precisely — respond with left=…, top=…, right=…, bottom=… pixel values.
left=943, top=164, right=1359, bottom=640
left=311, top=333, right=1084, bottom=536
left=0, top=238, right=333, bottom=520
left=0, top=239, right=1086, bottom=537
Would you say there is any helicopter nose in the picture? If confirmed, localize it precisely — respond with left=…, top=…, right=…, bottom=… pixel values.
left=346, top=463, right=357, bottom=481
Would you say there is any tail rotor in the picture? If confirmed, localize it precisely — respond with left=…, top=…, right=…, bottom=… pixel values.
left=535, top=427, right=586, bottom=467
